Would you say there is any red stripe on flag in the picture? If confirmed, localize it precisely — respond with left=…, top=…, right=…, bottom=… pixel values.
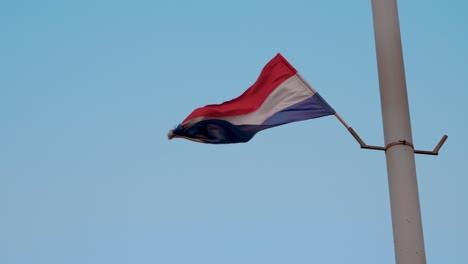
left=182, top=53, right=297, bottom=123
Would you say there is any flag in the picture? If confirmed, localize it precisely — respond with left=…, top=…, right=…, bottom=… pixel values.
left=168, top=53, right=335, bottom=144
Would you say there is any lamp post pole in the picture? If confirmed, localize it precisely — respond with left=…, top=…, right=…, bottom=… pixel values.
left=371, top=0, right=426, bottom=263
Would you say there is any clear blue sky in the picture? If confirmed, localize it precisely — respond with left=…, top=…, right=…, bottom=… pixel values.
left=1, top=0, right=467, bottom=263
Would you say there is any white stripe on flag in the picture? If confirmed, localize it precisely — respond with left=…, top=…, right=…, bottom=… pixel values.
left=183, top=74, right=316, bottom=127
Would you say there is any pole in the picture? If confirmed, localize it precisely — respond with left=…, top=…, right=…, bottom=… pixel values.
left=370, top=0, right=426, bottom=263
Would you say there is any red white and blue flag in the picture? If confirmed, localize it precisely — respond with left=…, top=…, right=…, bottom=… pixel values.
left=168, top=53, right=335, bottom=144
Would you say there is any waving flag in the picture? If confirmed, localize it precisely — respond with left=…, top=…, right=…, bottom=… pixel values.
left=168, top=53, right=335, bottom=144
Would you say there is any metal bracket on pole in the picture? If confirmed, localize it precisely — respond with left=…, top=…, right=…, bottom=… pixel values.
left=335, top=113, right=448, bottom=155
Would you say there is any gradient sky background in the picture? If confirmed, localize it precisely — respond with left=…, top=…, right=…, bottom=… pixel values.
left=1, top=0, right=467, bottom=263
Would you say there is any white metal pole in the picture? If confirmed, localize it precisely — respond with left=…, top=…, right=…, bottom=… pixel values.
left=370, top=0, right=426, bottom=263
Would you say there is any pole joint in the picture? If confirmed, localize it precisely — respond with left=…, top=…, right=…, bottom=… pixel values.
left=385, top=139, right=414, bottom=151
left=349, top=127, right=447, bottom=155
left=334, top=113, right=448, bottom=156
